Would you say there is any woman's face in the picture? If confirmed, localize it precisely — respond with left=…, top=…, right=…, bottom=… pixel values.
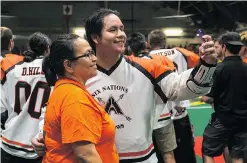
left=66, top=38, right=97, bottom=82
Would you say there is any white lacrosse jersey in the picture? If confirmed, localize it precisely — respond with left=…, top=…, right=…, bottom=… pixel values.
left=85, top=54, right=204, bottom=163
left=0, top=54, right=51, bottom=159
left=149, top=47, right=200, bottom=120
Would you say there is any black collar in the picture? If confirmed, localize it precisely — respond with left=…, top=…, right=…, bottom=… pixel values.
left=97, top=54, right=123, bottom=76
left=223, top=56, right=241, bottom=62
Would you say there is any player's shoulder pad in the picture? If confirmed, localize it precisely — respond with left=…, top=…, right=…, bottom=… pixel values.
left=175, top=47, right=200, bottom=68
left=125, top=55, right=174, bottom=78
left=0, top=54, right=24, bottom=81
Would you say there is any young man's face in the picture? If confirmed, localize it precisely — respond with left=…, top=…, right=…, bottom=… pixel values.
left=95, top=14, right=126, bottom=55
left=214, top=41, right=223, bottom=60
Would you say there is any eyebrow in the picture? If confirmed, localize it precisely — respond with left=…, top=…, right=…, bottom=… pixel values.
left=108, top=25, right=124, bottom=29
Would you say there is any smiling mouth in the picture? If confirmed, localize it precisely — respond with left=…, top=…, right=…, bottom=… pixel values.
left=91, top=64, right=97, bottom=68
left=114, top=40, right=125, bottom=44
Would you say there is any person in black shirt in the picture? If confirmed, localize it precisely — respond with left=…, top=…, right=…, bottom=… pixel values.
left=202, top=32, right=247, bottom=163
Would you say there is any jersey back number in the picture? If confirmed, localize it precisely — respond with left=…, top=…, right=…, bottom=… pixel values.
left=14, top=81, right=51, bottom=119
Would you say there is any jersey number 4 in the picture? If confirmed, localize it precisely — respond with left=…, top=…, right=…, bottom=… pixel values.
left=14, top=81, right=51, bottom=119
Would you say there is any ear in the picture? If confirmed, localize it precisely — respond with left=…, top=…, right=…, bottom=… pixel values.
left=147, top=40, right=151, bottom=49
left=44, top=47, right=50, bottom=57
left=63, top=60, right=74, bottom=74
left=244, top=47, right=247, bottom=53
left=9, top=39, right=14, bottom=51
left=91, top=34, right=99, bottom=44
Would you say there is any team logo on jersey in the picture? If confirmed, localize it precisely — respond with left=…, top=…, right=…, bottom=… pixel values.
left=97, top=94, right=131, bottom=121
left=92, top=85, right=132, bottom=122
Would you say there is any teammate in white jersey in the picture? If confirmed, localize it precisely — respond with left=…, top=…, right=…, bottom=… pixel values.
left=0, top=32, right=51, bottom=163
left=127, top=32, right=177, bottom=163
left=148, top=29, right=199, bottom=163
left=1, top=27, right=15, bottom=130
left=32, top=8, right=217, bottom=163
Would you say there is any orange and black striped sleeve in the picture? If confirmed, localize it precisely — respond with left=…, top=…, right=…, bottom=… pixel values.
left=126, top=55, right=175, bottom=102
left=127, top=55, right=174, bottom=82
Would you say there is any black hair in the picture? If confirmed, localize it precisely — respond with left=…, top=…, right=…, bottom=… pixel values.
left=127, top=32, right=146, bottom=56
left=42, top=34, right=80, bottom=86
left=148, top=29, right=166, bottom=49
left=1, top=27, right=13, bottom=51
left=85, top=8, right=120, bottom=52
left=217, top=32, right=242, bottom=55
left=23, top=32, right=51, bottom=62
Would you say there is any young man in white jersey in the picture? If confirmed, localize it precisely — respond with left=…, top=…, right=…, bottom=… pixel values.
left=0, top=32, right=51, bottom=163
left=32, top=8, right=217, bottom=163
left=148, top=29, right=199, bottom=163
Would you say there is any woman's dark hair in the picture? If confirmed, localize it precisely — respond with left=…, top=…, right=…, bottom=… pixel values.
left=23, top=32, right=51, bottom=62
left=85, top=8, right=119, bottom=52
left=42, top=34, right=80, bottom=86
left=127, top=32, right=146, bottom=56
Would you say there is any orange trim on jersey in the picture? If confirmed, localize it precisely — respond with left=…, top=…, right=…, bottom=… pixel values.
left=149, top=54, right=176, bottom=70
left=118, top=143, right=154, bottom=157
left=160, top=113, right=170, bottom=118
left=127, top=55, right=174, bottom=79
left=0, top=54, right=24, bottom=80
left=175, top=47, right=200, bottom=68
left=0, top=69, right=4, bottom=81
left=1, top=136, right=33, bottom=149
left=243, top=57, right=247, bottom=63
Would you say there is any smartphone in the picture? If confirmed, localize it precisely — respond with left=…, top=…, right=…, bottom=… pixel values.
left=197, top=29, right=205, bottom=42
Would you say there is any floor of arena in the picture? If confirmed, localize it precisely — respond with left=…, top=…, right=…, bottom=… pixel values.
left=188, top=104, right=224, bottom=163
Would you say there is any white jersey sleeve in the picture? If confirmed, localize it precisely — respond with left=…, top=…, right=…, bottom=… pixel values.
left=1, top=85, right=8, bottom=113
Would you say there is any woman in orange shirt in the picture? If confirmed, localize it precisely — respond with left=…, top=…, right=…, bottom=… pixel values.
left=42, top=34, right=119, bottom=163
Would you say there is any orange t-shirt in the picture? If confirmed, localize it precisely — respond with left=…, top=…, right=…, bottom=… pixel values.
left=43, top=78, right=119, bottom=163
